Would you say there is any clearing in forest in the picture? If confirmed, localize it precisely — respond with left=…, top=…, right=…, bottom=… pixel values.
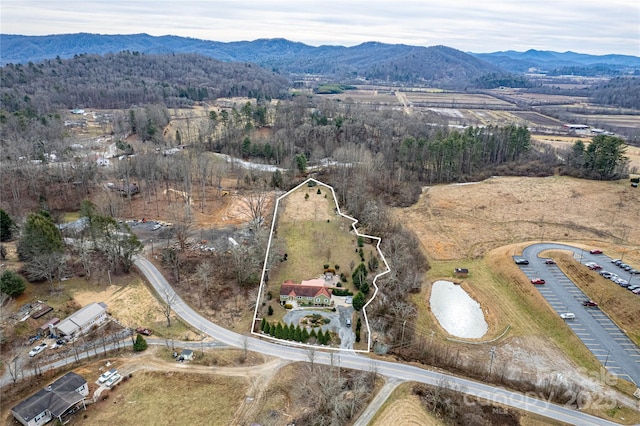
left=252, top=178, right=389, bottom=352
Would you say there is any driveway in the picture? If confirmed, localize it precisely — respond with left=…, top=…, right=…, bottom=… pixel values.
left=282, top=305, right=355, bottom=349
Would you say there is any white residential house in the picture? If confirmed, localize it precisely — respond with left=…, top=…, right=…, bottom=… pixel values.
left=11, top=372, right=89, bottom=426
left=55, top=302, right=108, bottom=338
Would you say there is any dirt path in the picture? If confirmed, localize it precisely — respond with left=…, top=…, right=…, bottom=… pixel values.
left=353, top=377, right=404, bottom=426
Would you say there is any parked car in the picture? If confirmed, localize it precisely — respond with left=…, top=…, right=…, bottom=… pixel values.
left=622, top=265, right=632, bottom=271
left=98, top=368, right=118, bottom=384
left=544, top=259, right=556, bottom=264
left=531, top=278, right=546, bottom=285
left=560, top=313, right=575, bottom=320
left=585, top=262, right=602, bottom=270
left=619, top=263, right=629, bottom=269
left=28, top=342, right=47, bottom=357
left=627, top=285, right=639, bottom=292
left=105, top=373, right=121, bottom=387
left=136, top=327, right=153, bottom=336
left=582, top=300, right=598, bottom=307
left=629, top=269, right=639, bottom=275
left=633, top=288, right=640, bottom=295
left=514, top=258, right=529, bottom=265
left=589, top=249, right=603, bottom=254
left=599, top=271, right=613, bottom=278
left=611, top=259, right=622, bottom=265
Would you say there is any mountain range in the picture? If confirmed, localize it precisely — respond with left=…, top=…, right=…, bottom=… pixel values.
left=1, top=33, right=639, bottom=85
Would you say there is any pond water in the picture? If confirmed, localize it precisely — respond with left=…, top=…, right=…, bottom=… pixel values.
left=429, top=280, right=488, bottom=338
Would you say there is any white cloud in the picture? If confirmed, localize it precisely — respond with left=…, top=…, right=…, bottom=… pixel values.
left=1, top=0, right=638, bottom=55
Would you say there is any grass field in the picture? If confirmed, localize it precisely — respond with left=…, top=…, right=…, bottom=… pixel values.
left=266, top=182, right=376, bottom=295
left=77, top=371, right=248, bottom=426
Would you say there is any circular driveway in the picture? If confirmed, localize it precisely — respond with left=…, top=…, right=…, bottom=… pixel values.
left=283, top=305, right=355, bottom=349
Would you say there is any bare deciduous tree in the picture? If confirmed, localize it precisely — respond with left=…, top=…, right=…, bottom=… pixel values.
left=159, top=287, right=178, bottom=327
left=239, top=192, right=271, bottom=227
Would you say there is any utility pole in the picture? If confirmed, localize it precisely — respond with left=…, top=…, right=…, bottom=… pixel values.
left=489, top=346, right=496, bottom=375
left=605, top=350, right=610, bottom=367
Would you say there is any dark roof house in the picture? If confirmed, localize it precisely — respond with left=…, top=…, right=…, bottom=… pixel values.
left=11, top=372, right=89, bottom=426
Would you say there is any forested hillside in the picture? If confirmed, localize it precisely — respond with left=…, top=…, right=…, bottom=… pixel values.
left=590, top=77, right=640, bottom=109
left=0, top=51, right=289, bottom=113
left=1, top=33, right=503, bottom=88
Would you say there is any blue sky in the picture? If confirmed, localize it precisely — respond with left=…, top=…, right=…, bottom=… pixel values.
left=1, top=0, right=639, bottom=56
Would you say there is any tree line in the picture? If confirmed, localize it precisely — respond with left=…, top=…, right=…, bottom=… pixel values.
left=0, top=51, right=289, bottom=114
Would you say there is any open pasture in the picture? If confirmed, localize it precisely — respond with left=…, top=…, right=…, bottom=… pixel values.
left=404, top=91, right=514, bottom=108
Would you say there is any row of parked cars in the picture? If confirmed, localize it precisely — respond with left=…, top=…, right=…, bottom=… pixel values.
left=590, top=257, right=640, bottom=295
left=98, top=368, right=121, bottom=387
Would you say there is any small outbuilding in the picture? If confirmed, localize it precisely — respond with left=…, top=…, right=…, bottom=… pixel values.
left=180, top=349, right=194, bottom=361
left=454, top=268, right=469, bottom=278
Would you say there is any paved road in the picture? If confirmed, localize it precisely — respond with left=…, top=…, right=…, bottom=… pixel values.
left=518, top=243, right=640, bottom=386
left=134, top=256, right=624, bottom=425
left=353, top=377, right=403, bottom=426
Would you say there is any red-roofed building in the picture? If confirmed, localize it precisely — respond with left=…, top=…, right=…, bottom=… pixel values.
left=280, top=280, right=332, bottom=306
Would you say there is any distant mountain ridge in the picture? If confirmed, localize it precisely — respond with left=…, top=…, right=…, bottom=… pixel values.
left=2, top=33, right=637, bottom=84
left=471, top=49, right=640, bottom=74
left=0, top=33, right=502, bottom=87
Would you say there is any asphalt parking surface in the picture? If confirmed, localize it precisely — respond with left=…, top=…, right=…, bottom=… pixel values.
left=518, top=243, right=640, bottom=386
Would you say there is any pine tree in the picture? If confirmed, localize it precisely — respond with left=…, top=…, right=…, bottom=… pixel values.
left=275, top=322, right=283, bottom=339
left=309, top=328, right=317, bottom=341
left=0, top=209, right=15, bottom=242
left=133, top=334, right=148, bottom=351
left=302, top=328, right=310, bottom=342
left=294, top=326, right=302, bottom=342
left=316, top=329, right=325, bottom=345
left=261, top=317, right=267, bottom=332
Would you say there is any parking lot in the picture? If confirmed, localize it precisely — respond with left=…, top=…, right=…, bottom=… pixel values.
left=519, top=243, right=640, bottom=386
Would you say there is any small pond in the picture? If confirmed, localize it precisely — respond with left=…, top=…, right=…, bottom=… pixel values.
left=429, top=280, right=488, bottom=338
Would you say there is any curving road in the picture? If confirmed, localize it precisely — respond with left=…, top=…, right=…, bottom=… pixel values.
left=518, top=243, right=640, bottom=386
left=134, top=256, right=624, bottom=425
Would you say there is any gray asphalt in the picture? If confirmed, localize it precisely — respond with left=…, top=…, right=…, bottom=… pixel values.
left=519, top=243, right=640, bottom=386
left=134, top=256, right=624, bottom=425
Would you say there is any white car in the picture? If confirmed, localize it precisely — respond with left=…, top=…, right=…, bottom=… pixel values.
left=104, top=373, right=122, bottom=387
left=560, top=313, right=575, bottom=320
left=28, top=342, right=48, bottom=357
left=98, top=368, right=117, bottom=384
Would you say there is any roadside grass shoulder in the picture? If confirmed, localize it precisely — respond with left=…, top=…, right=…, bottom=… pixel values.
left=368, top=381, right=440, bottom=426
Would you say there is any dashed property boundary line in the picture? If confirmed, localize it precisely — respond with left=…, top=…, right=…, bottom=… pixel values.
left=251, top=177, right=391, bottom=353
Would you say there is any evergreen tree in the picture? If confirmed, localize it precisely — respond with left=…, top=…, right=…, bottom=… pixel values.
left=301, top=328, right=310, bottom=342
left=352, top=292, right=366, bottom=311
left=352, top=263, right=368, bottom=289
left=133, top=334, right=148, bottom=351
left=267, top=305, right=274, bottom=315
left=0, top=270, right=26, bottom=297
left=261, top=317, right=267, bottom=332
left=275, top=322, right=283, bottom=339
left=17, top=212, right=64, bottom=261
left=316, top=329, right=325, bottom=345
left=0, top=209, right=15, bottom=242
left=294, top=326, right=302, bottom=342
left=309, top=328, right=317, bottom=341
